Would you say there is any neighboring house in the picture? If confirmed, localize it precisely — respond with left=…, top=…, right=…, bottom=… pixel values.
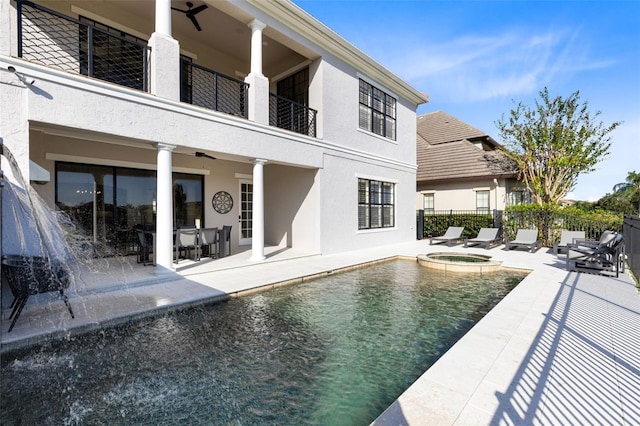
left=415, top=111, right=526, bottom=213
left=0, top=0, right=427, bottom=270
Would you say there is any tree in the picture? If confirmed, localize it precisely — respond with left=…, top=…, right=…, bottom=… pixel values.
left=611, top=171, right=640, bottom=215
left=594, top=192, right=635, bottom=216
left=496, top=88, right=621, bottom=206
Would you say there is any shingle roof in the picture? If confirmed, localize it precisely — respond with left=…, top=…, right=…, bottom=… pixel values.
left=417, top=110, right=492, bottom=145
left=416, top=111, right=517, bottom=183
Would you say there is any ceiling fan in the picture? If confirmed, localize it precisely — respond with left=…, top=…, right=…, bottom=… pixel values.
left=171, top=2, right=208, bottom=31
left=195, top=151, right=216, bottom=160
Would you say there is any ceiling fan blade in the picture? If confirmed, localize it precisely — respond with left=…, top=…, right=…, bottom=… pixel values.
left=171, top=7, right=187, bottom=13
left=188, top=15, right=202, bottom=31
left=195, top=152, right=216, bottom=160
left=190, top=4, right=208, bottom=14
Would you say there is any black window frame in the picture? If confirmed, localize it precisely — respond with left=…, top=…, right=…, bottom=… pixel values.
left=358, top=178, right=395, bottom=230
left=358, top=79, right=397, bottom=140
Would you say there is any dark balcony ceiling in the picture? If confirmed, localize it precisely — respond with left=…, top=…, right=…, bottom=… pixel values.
left=106, top=0, right=310, bottom=78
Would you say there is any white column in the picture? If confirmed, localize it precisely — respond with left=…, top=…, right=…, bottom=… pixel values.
left=155, top=143, right=175, bottom=271
left=245, top=20, right=269, bottom=124
left=155, top=0, right=172, bottom=36
left=248, top=19, right=266, bottom=77
left=250, top=159, right=267, bottom=261
left=0, top=0, right=13, bottom=56
left=149, top=0, right=180, bottom=100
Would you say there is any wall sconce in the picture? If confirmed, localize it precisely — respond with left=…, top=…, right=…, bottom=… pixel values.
left=6, top=65, right=36, bottom=85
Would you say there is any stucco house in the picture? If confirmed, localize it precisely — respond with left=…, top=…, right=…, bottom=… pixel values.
left=415, top=111, right=526, bottom=213
left=0, top=0, right=427, bottom=271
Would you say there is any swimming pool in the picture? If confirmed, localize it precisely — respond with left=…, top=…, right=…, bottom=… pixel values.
left=0, top=259, right=527, bottom=424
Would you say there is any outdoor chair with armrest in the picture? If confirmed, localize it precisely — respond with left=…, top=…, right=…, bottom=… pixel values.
left=174, top=228, right=198, bottom=263
left=199, top=227, right=219, bottom=258
left=505, top=229, right=542, bottom=252
left=553, top=230, right=586, bottom=256
left=566, top=231, right=624, bottom=277
left=464, top=228, right=501, bottom=249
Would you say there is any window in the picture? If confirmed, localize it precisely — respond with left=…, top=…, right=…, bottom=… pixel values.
left=56, top=163, right=203, bottom=253
left=358, top=178, right=395, bottom=229
left=423, top=193, right=434, bottom=213
left=359, top=79, right=396, bottom=140
left=508, top=191, right=524, bottom=206
left=476, top=190, right=490, bottom=213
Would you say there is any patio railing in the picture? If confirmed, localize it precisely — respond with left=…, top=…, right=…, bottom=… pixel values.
left=269, top=93, right=317, bottom=137
left=18, top=0, right=150, bottom=91
left=419, top=209, right=625, bottom=248
left=180, top=60, right=249, bottom=119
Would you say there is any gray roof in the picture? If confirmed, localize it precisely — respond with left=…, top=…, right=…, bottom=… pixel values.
left=416, top=111, right=517, bottom=183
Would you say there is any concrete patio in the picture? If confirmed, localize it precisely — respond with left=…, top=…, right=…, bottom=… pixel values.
left=1, top=240, right=639, bottom=425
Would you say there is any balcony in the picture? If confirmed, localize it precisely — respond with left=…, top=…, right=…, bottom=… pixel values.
left=269, top=93, right=317, bottom=138
left=18, top=0, right=150, bottom=91
left=16, top=1, right=319, bottom=137
left=180, top=59, right=249, bottom=119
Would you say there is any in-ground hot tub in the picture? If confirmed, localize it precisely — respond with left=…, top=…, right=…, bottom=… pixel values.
left=417, top=252, right=503, bottom=273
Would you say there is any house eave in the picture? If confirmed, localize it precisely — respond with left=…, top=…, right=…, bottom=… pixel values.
left=247, top=0, right=429, bottom=106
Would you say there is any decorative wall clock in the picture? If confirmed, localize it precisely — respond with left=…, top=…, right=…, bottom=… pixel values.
left=212, top=191, right=233, bottom=214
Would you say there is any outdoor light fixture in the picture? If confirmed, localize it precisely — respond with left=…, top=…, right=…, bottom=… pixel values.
left=5, top=65, right=35, bottom=85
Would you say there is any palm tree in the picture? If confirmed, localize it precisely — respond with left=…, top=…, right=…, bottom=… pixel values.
left=612, top=171, right=640, bottom=216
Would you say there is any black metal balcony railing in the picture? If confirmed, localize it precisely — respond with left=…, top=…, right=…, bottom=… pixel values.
left=269, top=93, right=317, bottom=137
left=18, top=1, right=150, bottom=91
left=180, top=60, right=249, bottom=119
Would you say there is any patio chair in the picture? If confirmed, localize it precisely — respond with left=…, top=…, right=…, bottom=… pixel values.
left=218, top=225, right=232, bottom=257
left=464, top=228, right=501, bottom=249
left=2, top=255, right=74, bottom=333
left=430, top=227, right=464, bottom=247
left=199, top=227, right=219, bottom=258
left=136, top=230, right=154, bottom=265
left=553, top=230, right=586, bottom=256
left=174, top=228, right=198, bottom=263
left=504, top=229, right=541, bottom=252
left=566, top=231, right=624, bottom=277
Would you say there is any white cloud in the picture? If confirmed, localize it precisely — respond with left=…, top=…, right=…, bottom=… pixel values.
left=383, top=27, right=613, bottom=103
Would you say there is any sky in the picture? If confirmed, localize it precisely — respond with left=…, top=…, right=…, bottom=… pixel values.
left=294, top=0, right=640, bottom=202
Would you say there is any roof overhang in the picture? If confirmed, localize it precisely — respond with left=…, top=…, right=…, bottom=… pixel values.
left=247, top=0, right=428, bottom=106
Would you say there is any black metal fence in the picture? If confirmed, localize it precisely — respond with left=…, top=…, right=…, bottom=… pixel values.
left=19, top=0, right=150, bottom=91
left=418, top=210, right=498, bottom=240
left=269, top=93, right=317, bottom=137
left=623, top=216, right=640, bottom=282
left=418, top=209, right=625, bottom=248
left=181, top=60, right=249, bottom=118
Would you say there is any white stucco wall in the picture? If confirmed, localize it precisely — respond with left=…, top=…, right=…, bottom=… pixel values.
left=1, top=0, right=424, bottom=257
left=416, top=178, right=513, bottom=211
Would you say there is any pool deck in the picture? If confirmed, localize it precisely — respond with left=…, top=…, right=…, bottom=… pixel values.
left=1, top=241, right=639, bottom=425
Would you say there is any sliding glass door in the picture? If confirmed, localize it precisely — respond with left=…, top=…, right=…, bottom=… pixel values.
left=56, top=163, right=202, bottom=254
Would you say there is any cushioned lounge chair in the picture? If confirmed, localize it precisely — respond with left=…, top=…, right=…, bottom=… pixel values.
left=566, top=231, right=624, bottom=277
left=464, top=228, right=501, bottom=249
left=505, top=229, right=541, bottom=252
left=430, top=226, right=464, bottom=247
left=553, top=230, right=586, bottom=255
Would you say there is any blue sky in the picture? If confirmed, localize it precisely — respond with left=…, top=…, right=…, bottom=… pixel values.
left=294, top=0, right=640, bottom=202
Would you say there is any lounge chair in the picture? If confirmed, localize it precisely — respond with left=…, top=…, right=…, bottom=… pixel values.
left=430, top=226, right=464, bottom=247
left=504, top=229, right=541, bottom=252
left=566, top=231, right=624, bottom=277
left=464, top=228, right=501, bottom=249
left=553, top=230, right=586, bottom=256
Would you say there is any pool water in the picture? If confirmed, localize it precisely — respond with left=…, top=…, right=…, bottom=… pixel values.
left=0, top=259, right=527, bottom=425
